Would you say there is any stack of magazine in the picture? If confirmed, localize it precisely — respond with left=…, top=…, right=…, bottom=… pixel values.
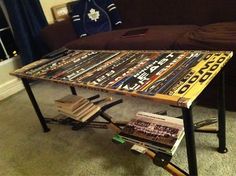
left=55, top=95, right=100, bottom=122
left=119, top=111, right=185, bottom=155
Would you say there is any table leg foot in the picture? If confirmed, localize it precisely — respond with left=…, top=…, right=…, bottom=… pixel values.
left=218, top=147, right=228, bottom=154
left=43, top=128, right=50, bottom=133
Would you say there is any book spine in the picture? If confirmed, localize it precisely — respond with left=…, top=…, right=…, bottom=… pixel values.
left=119, top=132, right=173, bottom=149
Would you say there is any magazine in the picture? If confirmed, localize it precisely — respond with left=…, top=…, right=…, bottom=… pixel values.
left=119, top=111, right=184, bottom=155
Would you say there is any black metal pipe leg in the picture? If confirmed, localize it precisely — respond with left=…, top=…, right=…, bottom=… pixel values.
left=182, top=106, right=198, bottom=176
left=21, top=78, right=50, bottom=132
left=217, top=71, right=227, bottom=153
left=70, top=86, right=77, bottom=95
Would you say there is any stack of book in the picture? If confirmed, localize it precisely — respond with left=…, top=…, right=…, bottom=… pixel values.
left=118, top=111, right=185, bottom=155
left=55, top=95, right=100, bottom=122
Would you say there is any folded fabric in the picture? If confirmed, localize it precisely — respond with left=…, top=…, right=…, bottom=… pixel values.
left=175, top=21, right=236, bottom=50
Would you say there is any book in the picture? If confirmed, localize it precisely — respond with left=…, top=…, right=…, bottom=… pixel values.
left=58, top=105, right=100, bottom=122
left=55, top=95, right=103, bottom=122
left=119, top=111, right=184, bottom=155
left=56, top=99, right=90, bottom=115
left=55, top=95, right=84, bottom=111
left=79, top=106, right=101, bottom=122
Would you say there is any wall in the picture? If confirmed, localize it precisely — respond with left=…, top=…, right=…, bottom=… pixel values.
left=0, top=56, right=21, bottom=84
left=40, top=0, right=74, bottom=24
left=0, top=57, right=24, bottom=100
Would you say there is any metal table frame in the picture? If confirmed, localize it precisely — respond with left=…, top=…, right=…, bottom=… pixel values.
left=20, top=69, right=227, bottom=176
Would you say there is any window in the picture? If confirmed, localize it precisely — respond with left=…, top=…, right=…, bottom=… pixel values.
left=0, top=4, right=18, bottom=62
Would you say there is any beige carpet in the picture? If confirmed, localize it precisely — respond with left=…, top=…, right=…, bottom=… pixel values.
left=0, top=82, right=235, bottom=176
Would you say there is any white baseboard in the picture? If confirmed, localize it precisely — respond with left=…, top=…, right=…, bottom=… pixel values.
left=0, top=78, right=24, bottom=101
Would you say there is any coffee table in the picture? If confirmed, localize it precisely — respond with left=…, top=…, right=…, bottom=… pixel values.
left=11, top=49, right=233, bottom=176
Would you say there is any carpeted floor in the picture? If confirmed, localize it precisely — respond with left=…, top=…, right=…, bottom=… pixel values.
left=0, top=82, right=235, bottom=176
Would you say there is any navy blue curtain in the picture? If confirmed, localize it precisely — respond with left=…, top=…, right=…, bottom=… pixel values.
left=3, top=0, right=48, bottom=65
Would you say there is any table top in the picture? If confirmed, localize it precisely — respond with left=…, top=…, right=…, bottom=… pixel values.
left=11, top=49, right=233, bottom=108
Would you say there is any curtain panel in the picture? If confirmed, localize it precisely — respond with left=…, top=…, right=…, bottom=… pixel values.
left=3, top=0, right=48, bottom=65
